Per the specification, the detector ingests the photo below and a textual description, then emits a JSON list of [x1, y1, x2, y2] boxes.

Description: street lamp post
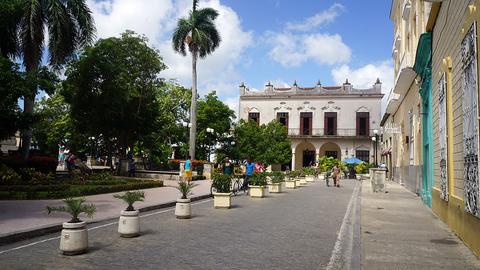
[[206, 128, 214, 162], [372, 129, 379, 166]]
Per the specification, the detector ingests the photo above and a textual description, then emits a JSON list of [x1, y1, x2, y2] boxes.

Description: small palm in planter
[[249, 173, 268, 198], [113, 191, 145, 237], [47, 197, 96, 255], [212, 173, 232, 208], [175, 180, 198, 219], [268, 172, 284, 193]]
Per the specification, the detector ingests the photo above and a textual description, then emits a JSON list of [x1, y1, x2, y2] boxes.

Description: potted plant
[[47, 197, 96, 255], [298, 170, 308, 186], [113, 191, 145, 237], [302, 167, 315, 182], [285, 170, 297, 189], [268, 172, 284, 193], [212, 173, 232, 208], [248, 173, 268, 198], [175, 180, 198, 219]]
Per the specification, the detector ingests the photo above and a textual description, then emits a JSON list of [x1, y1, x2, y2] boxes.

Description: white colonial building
[[238, 79, 383, 170]]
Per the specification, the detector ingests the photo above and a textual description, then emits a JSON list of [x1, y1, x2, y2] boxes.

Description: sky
[[82, 0, 393, 114]]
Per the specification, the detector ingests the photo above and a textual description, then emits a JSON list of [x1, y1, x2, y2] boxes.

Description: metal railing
[[288, 128, 375, 137]]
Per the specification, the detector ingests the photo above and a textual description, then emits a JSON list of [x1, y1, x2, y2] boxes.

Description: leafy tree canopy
[[63, 31, 167, 158]]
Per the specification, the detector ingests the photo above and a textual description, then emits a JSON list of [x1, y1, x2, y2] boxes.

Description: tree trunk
[[189, 49, 198, 159], [20, 68, 36, 162]]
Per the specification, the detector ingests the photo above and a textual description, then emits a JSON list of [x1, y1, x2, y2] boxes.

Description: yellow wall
[[431, 0, 480, 257]]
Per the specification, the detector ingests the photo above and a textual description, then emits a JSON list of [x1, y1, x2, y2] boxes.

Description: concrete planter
[[285, 180, 296, 189], [299, 177, 308, 186], [356, 175, 362, 180], [118, 210, 140, 237], [249, 185, 266, 198], [295, 179, 301, 187], [175, 198, 192, 219], [306, 176, 315, 182], [318, 174, 325, 181], [60, 221, 88, 255], [213, 192, 232, 208], [268, 182, 282, 193]]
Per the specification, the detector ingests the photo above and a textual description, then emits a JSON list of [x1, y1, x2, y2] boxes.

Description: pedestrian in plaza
[[184, 155, 193, 182], [243, 158, 255, 191], [332, 163, 341, 188], [221, 156, 233, 175]]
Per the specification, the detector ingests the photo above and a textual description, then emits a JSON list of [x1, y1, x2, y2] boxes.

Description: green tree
[[172, 0, 221, 159], [196, 92, 236, 160], [233, 120, 291, 166], [33, 91, 73, 155], [137, 80, 191, 165], [63, 31, 167, 165], [0, 57, 24, 140], [259, 121, 291, 166], [16, 0, 95, 161]]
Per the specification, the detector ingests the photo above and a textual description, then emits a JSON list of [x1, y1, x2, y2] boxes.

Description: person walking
[[243, 158, 255, 192], [332, 164, 341, 188], [184, 155, 192, 182], [221, 156, 233, 175]]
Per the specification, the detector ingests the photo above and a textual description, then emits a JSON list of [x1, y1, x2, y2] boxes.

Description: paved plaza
[[0, 181, 359, 270], [1, 179, 480, 269]]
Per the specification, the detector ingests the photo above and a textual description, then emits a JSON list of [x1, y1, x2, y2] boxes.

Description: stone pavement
[[361, 180, 480, 270], [0, 180, 359, 270], [0, 180, 211, 242]]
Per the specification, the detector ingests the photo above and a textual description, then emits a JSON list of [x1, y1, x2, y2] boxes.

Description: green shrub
[[175, 180, 198, 199], [287, 170, 300, 180], [270, 172, 285, 183], [89, 172, 114, 181], [249, 173, 267, 187], [47, 197, 96, 223], [0, 164, 22, 185], [212, 173, 232, 193], [302, 167, 315, 176], [192, 175, 206, 181]]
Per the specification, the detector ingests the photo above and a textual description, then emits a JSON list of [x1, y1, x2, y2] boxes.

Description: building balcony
[[288, 128, 375, 138]]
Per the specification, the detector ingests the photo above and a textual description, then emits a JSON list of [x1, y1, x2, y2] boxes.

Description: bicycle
[[210, 174, 247, 196]]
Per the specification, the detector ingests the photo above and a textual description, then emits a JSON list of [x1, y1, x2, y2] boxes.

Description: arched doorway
[[295, 142, 316, 169], [319, 142, 341, 159]]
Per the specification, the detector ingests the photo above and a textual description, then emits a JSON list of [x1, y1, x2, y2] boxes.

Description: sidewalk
[[0, 180, 211, 244], [361, 180, 480, 269]]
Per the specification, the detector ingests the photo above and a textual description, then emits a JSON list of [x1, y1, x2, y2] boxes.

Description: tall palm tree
[[172, 0, 221, 159], [18, 0, 95, 160], [0, 0, 23, 58]]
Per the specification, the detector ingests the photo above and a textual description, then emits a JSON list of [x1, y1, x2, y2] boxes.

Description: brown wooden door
[[324, 112, 337, 135], [356, 112, 369, 136], [300, 112, 312, 135]]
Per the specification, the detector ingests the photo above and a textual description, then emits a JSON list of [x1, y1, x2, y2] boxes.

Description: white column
[[315, 148, 320, 164], [291, 151, 296, 171]]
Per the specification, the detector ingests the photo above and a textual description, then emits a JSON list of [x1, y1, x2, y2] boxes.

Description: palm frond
[[175, 180, 198, 199], [46, 197, 96, 223], [47, 0, 76, 67], [113, 191, 145, 211], [20, 0, 45, 70], [0, 0, 23, 58], [172, 18, 191, 56], [65, 0, 96, 47]]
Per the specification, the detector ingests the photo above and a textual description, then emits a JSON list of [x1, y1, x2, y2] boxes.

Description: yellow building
[[382, 0, 431, 197], [430, 0, 480, 257]]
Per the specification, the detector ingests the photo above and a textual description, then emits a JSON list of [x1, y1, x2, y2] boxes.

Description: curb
[[0, 193, 212, 246]]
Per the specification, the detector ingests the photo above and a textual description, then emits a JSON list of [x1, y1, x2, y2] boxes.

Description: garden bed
[[0, 169, 163, 200]]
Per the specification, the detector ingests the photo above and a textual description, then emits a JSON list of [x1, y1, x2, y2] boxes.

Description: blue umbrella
[[343, 157, 364, 165]]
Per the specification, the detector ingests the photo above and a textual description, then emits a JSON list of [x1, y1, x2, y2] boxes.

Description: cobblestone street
[[0, 181, 359, 270]]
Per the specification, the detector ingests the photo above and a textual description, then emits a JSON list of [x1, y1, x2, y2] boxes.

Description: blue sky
[[38, 0, 394, 112]]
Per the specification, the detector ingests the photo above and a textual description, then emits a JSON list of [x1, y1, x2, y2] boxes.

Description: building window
[[356, 150, 369, 163], [325, 151, 338, 159], [300, 112, 312, 135], [438, 73, 448, 201], [324, 112, 337, 135], [356, 112, 369, 136], [461, 22, 480, 218], [277, 112, 288, 128], [248, 112, 260, 125]]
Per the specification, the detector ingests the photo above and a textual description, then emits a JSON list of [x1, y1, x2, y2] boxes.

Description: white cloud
[[331, 60, 393, 92], [87, 0, 252, 99], [331, 60, 394, 114], [266, 32, 351, 67], [286, 3, 345, 32]]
